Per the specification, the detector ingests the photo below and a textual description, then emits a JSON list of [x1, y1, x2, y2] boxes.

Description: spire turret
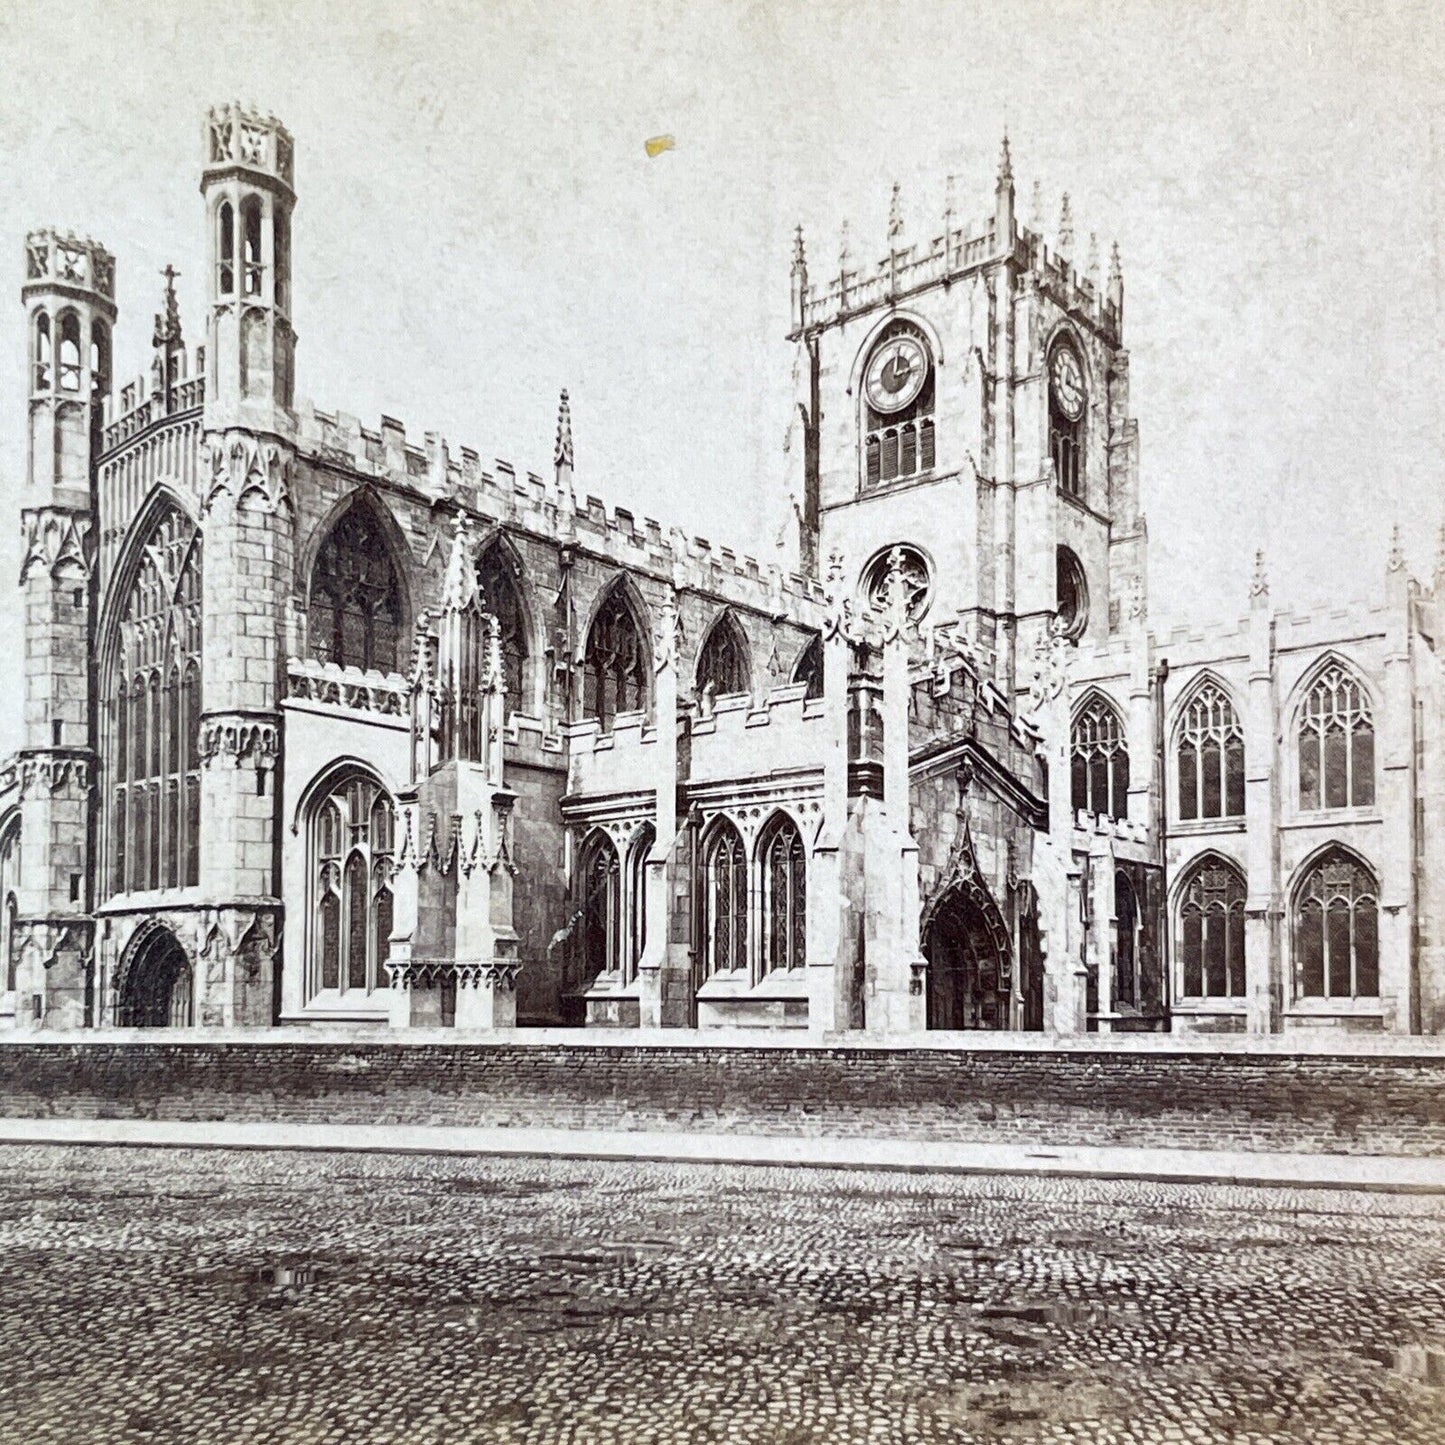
[[887, 183, 903, 243], [1107, 241, 1124, 313], [790, 225, 809, 328], [994, 136, 1015, 249], [1058, 193, 1074, 256]]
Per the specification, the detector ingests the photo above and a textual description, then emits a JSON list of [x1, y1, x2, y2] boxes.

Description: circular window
[[861, 545, 933, 623], [1056, 547, 1088, 639]]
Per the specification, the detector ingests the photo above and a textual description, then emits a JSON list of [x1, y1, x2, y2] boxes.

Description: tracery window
[[1178, 856, 1246, 998], [0, 821, 18, 993], [578, 832, 620, 984], [792, 634, 823, 701], [1298, 666, 1374, 811], [106, 505, 202, 896], [1056, 547, 1088, 640], [696, 612, 750, 699], [862, 321, 936, 487], [626, 824, 655, 982], [57, 311, 82, 394], [703, 821, 748, 977], [1294, 849, 1378, 999], [309, 773, 395, 999], [1048, 338, 1086, 497], [861, 545, 933, 622], [760, 815, 806, 973], [1178, 681, 1245, 821], [476, 545, 529, 709], [218, 201, 235, 296], [32, 312, 50, 391], [308, 503, 403, 674], [582, 588, 648, 730], [241, 196, 264, 297], [1071, 696, 1129, 820]]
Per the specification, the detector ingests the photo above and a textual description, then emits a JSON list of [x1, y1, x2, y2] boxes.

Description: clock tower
[[789, 140, 1145, 702]]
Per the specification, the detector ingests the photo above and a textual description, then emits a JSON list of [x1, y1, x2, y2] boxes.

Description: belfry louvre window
[[308, 505, 403, 674], [1293, 848, 1378, 999], [1298, 666, 1374, 811], [761, 815, 807, 972], [309, 774, 395, 998], [106, 505, 202, 896], [582, 590, 648, 730], [476, 547, 529, 709], [1071, 696, 1129, 821], [1178, 682, 1245, 821], [704, 822, 748, 976], [1178, 857, 1246, 998]]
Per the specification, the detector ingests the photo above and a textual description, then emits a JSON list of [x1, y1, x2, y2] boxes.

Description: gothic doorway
[[923, 882, 1013, 1030], [118, 926, 194, 1028]]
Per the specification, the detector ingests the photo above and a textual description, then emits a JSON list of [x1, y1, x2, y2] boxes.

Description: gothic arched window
[[1294, 848, 1378, 999], [57, 310, 82, 394], [696, 612, 750, 699], [1178, 681, 1245, 821], [1048, 337, 1086, 497], [1298, 665, 1374, 811], [0, 821, 18, 993], [1178, 856, 1246, 998], [583, 588, 648, 730], [1071, 695, 1129, 820], [862, 321, 935, 487], [307, 772, 395, 1000], [1056, 546, 1088, 640], [578, 831, 620, 985], [792, 634, 823, 701], [241, 196, 264, 297], [218, 201, 236, 296], [476, 544, 529, 710], [760, 815, 806, 973], [32, 312, 50, 392], [626, 824, 655, 982], [105, 504, 202, 896], [308, 502, 404, 674], [704, 821, 748, 977]]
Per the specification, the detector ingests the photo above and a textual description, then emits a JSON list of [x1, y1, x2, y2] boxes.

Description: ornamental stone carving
[[20, 509, 93, 584], [202, 431, 294, 516], [15, 752, 94, 799], [199, 717, 280, 768]]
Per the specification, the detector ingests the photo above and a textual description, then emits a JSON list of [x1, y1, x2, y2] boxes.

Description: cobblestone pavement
[[1, 1147, 1444, 1444]]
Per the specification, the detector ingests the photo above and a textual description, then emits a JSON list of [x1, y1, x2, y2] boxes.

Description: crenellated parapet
[[23, 230, 116, 310]]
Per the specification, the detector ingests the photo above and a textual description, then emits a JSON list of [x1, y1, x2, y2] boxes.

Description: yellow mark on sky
[[644, 135, 675, 158]]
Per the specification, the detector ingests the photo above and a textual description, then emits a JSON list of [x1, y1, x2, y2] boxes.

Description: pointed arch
[[695, 609, 751, 698], [116, 921, 193, 1028], [625, 821, 656, 982], [1171, 671, 1245, 822], [303, 489, 411, 674], [576, 827, 622, 986], [581, 574, 652, 729], [791, 633, 823, 700], [0, 815, 19, 994], [757, 810, 807, 974], [1070, 689, 1129, 821], [1174, 850, 1247, 999], [701, 815, 748, 978], [921, 863, 1012, 1031], [474, 529, 535, 713], [1289, 843, 1379, 999], [1288, 653, 1376, 812]]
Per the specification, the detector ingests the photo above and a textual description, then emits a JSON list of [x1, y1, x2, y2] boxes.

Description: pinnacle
[[792, 224, 806, 272], [1058, 193, 1074, 254], [888, 183, 903, 242], [554, 388, 574, 470], [998, 132, 1013, 183]]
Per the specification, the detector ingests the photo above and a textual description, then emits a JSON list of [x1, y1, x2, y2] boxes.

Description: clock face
[[864, 334, 929, 414], [1050, 346, 1086, 421]]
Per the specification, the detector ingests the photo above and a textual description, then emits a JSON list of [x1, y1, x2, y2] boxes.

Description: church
[[4, 104, 1443, 1039]]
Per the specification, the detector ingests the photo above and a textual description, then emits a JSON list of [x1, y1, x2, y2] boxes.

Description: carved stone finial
[[1029, 180, 1043, 230], [1086, 233, 1100, 287], [838, 219, 851, 270], [887, 183, 903, 242], [653, 589, 681, 674], [882, 545, 911, 642], [153, 264, 183, 349], [1387, 523, 1407, 574], [554, 389, 574, 471], [998, 133, 1013, 184], [1058, 193, 1074, 255], [1250, 549, 1269, 601], [440, 512, 479, 613], [791, 224, 806, 274]]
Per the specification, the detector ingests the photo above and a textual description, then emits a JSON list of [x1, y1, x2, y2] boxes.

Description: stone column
[[637, 593, 680, 1028], [1243, 553, 1279, 1034], [1379, 536, 1415, 1033], [1088, 826, 1116, 1031]]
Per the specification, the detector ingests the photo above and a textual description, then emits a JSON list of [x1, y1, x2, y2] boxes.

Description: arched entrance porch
[[118, 925, 194, 1028], [923, 881, 1013, 1030]]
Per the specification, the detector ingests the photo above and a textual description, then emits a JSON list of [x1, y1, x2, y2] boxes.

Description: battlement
[[294, 400, 827, 622], [101, 346, 207, 453], [23, 230, 116, 307], [203, 102, 294, 192]]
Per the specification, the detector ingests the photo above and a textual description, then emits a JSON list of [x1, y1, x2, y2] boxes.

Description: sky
[[0, 0, 1441, 750]]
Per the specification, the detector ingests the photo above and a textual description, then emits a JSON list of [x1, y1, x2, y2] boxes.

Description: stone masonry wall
[[3, 1038, 1444, 1156]]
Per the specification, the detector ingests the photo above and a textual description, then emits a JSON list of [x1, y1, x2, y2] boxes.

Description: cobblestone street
[[2, 1145, 1444, 1444]]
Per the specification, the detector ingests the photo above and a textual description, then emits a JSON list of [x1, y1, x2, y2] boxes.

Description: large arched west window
[[759, 814, 806, 973], [476, 542, 530, 710], [1298, 664, 1374, 811], [582, 587, 648, 730], [577, 831, 620, 985], [308, 772, 395, 999], [1177, 680, 1245, 821], [1048, 336, 1086, 497], [0, 820, 18, 993], [1071, 695, 1129, 821], [1293, 848, 1378, 999], [1177, 855, 1246, 998], [696, 611, 750, 699], [106, 503, 202, 896], [702, 820, 748, 977], [308, 502, 404, 674]]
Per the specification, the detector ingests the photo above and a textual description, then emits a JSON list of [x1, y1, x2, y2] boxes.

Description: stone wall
[[4, 1034, 1445, 1156]]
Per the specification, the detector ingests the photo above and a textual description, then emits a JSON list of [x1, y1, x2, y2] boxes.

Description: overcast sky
[[0, 0, 1441, 749]]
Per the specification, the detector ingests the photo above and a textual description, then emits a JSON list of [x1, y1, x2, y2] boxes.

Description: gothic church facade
[[4, 106, 1443, 1038]]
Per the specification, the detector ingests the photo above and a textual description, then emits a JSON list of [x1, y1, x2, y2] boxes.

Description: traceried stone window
[[476, 545, 529, 710], [1178, 681, 1245, 821], [862, 321, 935, 487], [32, 312, 50, 392], [1177, 856, 1246, 998], [696, 612, 750, 699], [57, 311, 82, 393], [1298, 666, 1374, 811], [0, 820, 18, 993], [1071, 695, 1129, 821], [626, 824, 654, 983], [1056, 547, 1088, 640], [217, 201, 236, 296], [792, 634, 823, 701], [1048, 337, 1086, 497], [1294, 848, 1378, 1000], [760, 814, 806, 973], [861, 545, 932, 622], [106, 504, 202, 896], [578, 831, 620, 984], [582, 589, 648, 730], [703, 821, 747, 977], [309, 773, 395, 999], [309, 504, 403, 674]]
